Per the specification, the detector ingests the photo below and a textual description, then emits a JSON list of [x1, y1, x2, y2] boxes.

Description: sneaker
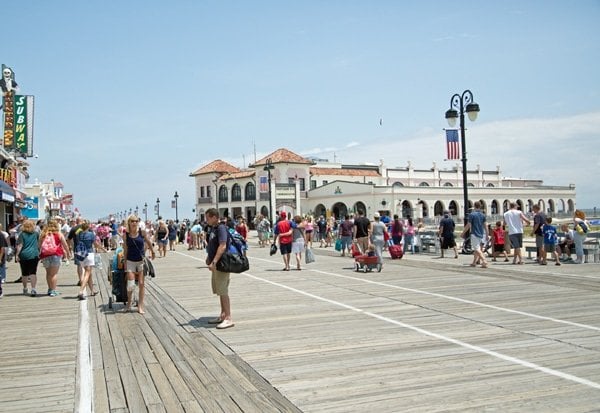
[[77, 294, 86, 301], [49, 290, 60, 297], [30, 289, 37, 297], [23, 288, 28, 295]]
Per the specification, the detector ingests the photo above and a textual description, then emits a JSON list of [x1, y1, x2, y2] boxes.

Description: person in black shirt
[[438, 210, 458, 258], [353, 210, 371, 254]]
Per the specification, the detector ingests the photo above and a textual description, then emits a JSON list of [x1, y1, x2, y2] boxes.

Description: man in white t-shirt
[[503, 202, 531, 265]]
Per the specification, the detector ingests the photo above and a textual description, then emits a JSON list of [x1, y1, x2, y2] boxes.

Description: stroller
[[108, 247, 137, 309], [352, 243, 382, 273], [461, 230, 473, 255]]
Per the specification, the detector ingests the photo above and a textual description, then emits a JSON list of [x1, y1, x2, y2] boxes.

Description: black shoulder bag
[[216, 231, 250, 273]]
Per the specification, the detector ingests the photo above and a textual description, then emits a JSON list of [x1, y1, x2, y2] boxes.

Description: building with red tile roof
[[190, 148, 576, 225]]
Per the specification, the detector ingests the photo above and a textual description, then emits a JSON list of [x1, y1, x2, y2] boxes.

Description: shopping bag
[[335, 238, 343, 252], [305, 247, 315, 264]]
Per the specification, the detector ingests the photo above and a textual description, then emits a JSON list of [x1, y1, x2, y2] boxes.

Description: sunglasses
[[130, 220, 139, 223]]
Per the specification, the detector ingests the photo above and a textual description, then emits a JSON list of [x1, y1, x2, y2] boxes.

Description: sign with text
[[22, 196, 39, 219], [2, 92, 15, 149], [275, 183, 295, 200], [14, 95, 34, 156]]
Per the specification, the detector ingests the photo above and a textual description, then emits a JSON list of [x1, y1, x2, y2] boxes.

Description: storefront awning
[[0, 180, 16, 202]]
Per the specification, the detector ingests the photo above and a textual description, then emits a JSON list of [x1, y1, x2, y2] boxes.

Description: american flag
[[259, 176, 268, 193], [445, 129, 460, 160]]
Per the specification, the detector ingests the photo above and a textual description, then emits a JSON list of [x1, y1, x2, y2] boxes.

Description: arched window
[[443, 182, 453, 187], [419, 182, 429, 187], [218, 185, 228, 202], [486, 183, 495, 187], [231, 184, 241, 201], [245, 182, 256, 201]]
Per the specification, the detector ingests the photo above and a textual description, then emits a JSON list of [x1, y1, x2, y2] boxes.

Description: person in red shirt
[[273, 211, 296, 271], [235, 217, 248, 243], [492, 221, 509, 262]]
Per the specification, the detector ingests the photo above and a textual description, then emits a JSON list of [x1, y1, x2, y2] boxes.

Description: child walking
[[542, 217, 561, 266]]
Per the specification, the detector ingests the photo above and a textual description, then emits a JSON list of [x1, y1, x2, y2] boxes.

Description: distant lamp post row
[[445, 90, 480, 222]]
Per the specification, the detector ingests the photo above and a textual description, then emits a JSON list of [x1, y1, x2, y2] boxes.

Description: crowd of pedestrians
[[0, 207, 593, 331]]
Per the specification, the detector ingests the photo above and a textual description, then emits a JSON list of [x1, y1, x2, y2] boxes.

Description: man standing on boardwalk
[[205, 208, 234, 329], [504, 202, 530, 264], [503, 202, 531, 265], [438, 210, 458, 259], [461, 201, 489, 268], [532, 204, 546, 264]]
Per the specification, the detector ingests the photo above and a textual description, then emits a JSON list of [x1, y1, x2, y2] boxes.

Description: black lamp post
[[174, 191, 179, 222], [135, 205, 139, 217], [213, 179, 219, 214], [445, 90, 480, 223], [263, 157, 275, 224], [156, 197, 160, 219], [143, 202, 148, 222]]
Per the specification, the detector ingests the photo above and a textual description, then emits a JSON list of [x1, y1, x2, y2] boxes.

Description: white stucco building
[[190, 148, 576, 225]]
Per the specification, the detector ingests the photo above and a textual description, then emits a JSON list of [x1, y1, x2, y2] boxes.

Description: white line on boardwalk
[[76, 300, 94, 413], [310, 268, 600, 332], [180, 250, 600, 332], [243, 272, 600, 390]]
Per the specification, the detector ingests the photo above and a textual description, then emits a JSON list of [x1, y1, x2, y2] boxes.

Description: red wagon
[[354, 254, 382, 273]]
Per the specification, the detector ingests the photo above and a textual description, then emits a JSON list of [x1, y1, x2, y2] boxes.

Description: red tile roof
[[219, 170, 256, 181], [252, 148, 314, 167], [190, 160, 241, 176], [309, 167, 381, 177]]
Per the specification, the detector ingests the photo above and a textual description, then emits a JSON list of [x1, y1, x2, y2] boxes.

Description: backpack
[[575, 221, 589, 234], [41, 233, 59, 256], [226, 227, 246, 253], [75, 232, 89, 261]]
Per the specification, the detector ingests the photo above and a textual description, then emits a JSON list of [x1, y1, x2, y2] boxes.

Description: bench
[[525, 243, 599, 263]]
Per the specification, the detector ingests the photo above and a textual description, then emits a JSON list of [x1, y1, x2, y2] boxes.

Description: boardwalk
[[0, 236, 599, 412]]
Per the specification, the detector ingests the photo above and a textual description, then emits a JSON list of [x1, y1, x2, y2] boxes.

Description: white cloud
[[306, 111, 600, 207]]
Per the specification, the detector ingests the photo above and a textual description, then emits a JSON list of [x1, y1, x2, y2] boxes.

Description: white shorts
[[470, 235, 484, 251], [82, 253, 95, 267]]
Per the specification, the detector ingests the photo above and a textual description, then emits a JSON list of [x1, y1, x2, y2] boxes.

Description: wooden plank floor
[[150, 242, 600, 412], [1, 237, 599, 412], [0, 252, 301, 413]]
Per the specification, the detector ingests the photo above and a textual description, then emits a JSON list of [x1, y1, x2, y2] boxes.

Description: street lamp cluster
[[111, 191, 180, 223], [445, 90, 480, 223]]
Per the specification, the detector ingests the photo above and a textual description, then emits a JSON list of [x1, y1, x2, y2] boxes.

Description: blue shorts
[[279, 243, 292, 255], [41, 255, 62, 268]]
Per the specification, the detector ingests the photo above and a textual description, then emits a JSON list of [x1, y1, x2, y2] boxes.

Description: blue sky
[[4, 1, 600, 220]]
